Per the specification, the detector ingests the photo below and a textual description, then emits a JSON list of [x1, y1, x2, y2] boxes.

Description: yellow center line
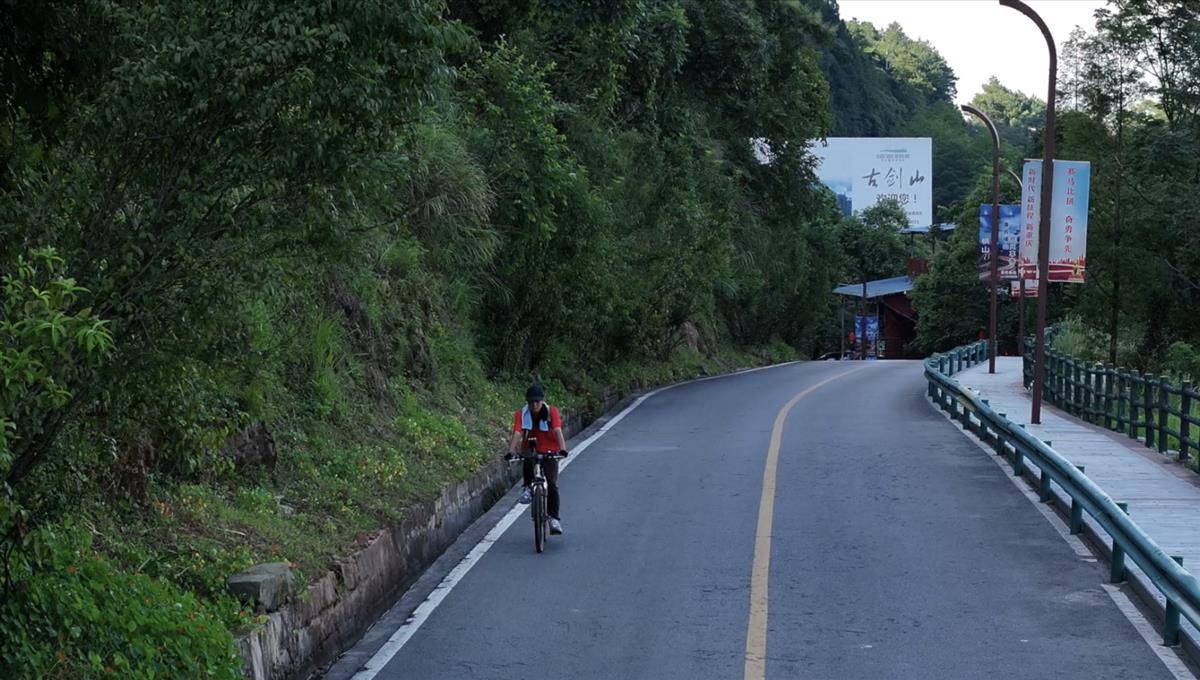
[[744, 365, 874, 680]]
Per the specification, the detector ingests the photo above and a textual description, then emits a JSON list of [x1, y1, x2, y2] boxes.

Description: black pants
[[523, 457, 560, 519]]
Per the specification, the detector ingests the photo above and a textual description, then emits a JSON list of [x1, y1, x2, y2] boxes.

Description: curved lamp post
[[962, 104, 1001, 374], [1000, 0, 1056, 425]]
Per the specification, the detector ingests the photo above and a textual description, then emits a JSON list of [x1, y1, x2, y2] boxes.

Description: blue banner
[[979, 204, 1021, 281], [854, 315, 879, 342]]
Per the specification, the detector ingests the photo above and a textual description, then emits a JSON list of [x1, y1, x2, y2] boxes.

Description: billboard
[[807, 137, 933, 228], [1019, 159, 1091, 283], [978, 204, 1021, 281]]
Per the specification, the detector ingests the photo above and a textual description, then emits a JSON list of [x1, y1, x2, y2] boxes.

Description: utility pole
[[1001, 0, 1056, 425]]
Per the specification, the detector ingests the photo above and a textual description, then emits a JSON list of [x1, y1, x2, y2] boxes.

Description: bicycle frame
[[510, 447, 564, 553]]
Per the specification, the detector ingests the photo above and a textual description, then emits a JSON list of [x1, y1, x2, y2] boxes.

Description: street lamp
[[961, 104, 1000, 374], [1000, 0, 1056, 425]]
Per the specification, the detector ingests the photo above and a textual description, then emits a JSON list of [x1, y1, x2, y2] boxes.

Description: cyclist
[[508, 384, 568, 535]]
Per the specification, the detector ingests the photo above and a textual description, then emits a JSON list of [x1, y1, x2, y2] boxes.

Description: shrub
[[0, 525, 241, 679], [1052, 316, 1144, 367], [1165, 342, 1200, 382]]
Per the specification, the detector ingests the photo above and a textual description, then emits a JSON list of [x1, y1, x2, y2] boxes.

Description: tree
[[1098, 0, 1200, 128], [970, 77, 1045, 148], [849, 21, 957, 105]]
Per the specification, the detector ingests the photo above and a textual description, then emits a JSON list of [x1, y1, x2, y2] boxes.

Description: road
[[327, 360, 1185, 680]]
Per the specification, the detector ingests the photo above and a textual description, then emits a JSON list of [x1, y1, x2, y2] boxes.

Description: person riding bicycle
[[507, 384, 568, 535]]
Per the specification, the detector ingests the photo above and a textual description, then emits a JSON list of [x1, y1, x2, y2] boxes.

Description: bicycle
[[506, 448, 566, 553]]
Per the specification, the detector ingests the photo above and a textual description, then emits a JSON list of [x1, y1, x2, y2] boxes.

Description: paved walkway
[[958, 357, 1200, 648]]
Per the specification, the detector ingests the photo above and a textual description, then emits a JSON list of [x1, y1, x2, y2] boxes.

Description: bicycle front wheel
[[532, 487, 546, 553]]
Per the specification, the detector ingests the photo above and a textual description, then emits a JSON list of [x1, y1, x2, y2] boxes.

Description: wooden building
[[832, 260, 925, 359]]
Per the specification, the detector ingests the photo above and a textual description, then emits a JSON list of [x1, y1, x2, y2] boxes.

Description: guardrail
[[1021, 341, 1200, 465], [927, 340, 1200, 646]]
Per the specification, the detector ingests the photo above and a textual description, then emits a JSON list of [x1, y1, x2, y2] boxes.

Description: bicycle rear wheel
[[533, 486, 546, 553]]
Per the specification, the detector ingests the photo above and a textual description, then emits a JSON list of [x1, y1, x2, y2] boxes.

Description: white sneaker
[[549, 518, 563, 535], [518, 488, 531, 504]]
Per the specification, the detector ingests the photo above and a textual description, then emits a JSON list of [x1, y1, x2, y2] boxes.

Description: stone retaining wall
[[236, 396, 617, 679]]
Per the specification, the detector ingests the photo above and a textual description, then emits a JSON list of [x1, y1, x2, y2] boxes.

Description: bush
[[0, 525, 241, 679], [1165, 342, 1200, 382], [1052, 316, 1143, 367]]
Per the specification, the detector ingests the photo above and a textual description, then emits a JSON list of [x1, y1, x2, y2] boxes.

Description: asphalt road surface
[[327, 361, 1185, 680]]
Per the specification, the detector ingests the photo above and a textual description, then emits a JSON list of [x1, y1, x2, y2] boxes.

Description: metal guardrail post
[[1111, 501, 1130, 583], [1070, 465, 1086, 534], [996, 413, 1008, 456], [1014, 425, 1026, 477], [1039, 441, 1053, 501], [1167, 556, 1185, 645], [980, 399, 991, 442]]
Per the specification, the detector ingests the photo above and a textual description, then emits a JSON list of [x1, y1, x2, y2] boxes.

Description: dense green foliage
[[17, 0, 1197, 671], [0, 0, 1039, 674]]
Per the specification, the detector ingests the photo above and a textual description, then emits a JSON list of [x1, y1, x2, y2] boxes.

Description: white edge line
[[350, 360, 800, 678], [927, 393, 1196, 680], [1101, 583, 1196, 680]]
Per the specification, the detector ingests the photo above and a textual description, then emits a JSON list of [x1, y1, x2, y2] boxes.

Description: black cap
[[525, 384, 545, 402]]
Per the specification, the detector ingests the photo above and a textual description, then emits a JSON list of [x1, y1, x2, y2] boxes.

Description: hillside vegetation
[[0, 1, 998, 676]]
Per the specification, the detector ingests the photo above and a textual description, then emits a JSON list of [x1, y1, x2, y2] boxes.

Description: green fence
[[1022, 340, 1200, 466]]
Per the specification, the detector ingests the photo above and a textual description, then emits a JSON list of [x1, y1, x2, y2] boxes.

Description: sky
[[838, 0, 1109, 105]]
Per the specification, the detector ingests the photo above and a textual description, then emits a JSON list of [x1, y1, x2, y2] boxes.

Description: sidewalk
[[956, 356, 1200, 664]]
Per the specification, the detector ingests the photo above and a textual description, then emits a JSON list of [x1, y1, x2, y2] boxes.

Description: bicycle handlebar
[[506, 453, 567, 462]]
